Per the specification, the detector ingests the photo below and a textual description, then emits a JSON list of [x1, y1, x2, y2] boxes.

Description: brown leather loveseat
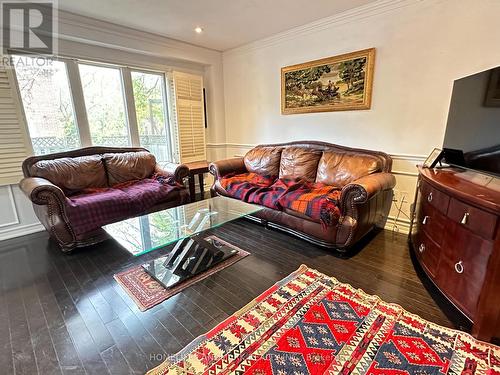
[[210, 141, 396, 250], [20, 147, 189, 252]]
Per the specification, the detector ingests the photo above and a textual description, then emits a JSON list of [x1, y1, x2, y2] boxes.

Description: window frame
[[129, 68, 173, 161], [78, 61, 132, 147], [11, 54, 174, 160], [11, 55, 83, 154]]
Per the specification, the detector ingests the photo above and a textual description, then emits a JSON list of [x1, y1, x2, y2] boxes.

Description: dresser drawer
[[438, 223, 493, 318], [447, 198, 498, 239], [419, 180, 450, 215], [414, 230, 441, 278], [418, 201, 447, 245]]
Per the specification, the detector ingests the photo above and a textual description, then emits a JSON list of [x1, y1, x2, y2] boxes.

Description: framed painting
[[281, 48, 375, 114]]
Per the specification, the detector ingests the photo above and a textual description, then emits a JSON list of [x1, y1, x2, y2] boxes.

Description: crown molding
[[53, 9, 222, 65], [56, 10, 217, 51], [224, 0, 426, 57]]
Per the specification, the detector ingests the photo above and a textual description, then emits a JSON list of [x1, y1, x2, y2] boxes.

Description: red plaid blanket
[[219, 173, 277, 201], [247, 177, 301, 209], [220, 173, 342, 226], [277, 181, 341, 227]]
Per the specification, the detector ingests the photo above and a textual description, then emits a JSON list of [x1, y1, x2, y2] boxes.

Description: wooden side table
[[185, 160, 209, 202]]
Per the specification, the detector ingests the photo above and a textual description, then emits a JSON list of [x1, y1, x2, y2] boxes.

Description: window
[[79, 64, 130, 147], [13, 56, 175, 162], [131, 71, 171, 162], [13, 56, 80, 155]]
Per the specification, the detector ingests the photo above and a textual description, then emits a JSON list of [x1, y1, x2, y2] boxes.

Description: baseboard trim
[[0, 223, 45, 242], [384, 215, 411, 235]]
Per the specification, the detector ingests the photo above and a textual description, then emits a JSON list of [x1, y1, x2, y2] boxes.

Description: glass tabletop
[[103, 196, 263, 256]]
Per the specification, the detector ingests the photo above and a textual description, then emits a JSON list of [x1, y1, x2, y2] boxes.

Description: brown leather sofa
[[20, 147, 189, 252], [210, 141, 396, 250]]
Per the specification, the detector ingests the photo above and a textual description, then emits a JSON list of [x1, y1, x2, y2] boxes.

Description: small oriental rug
[[114, 236, 249, 311], [147, 265, 500, 375]]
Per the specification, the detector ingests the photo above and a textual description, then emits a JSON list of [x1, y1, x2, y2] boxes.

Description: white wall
[[219, 0, 500, 233], [0, 10, 226, 241]]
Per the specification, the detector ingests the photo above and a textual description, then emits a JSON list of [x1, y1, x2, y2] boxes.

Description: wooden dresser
[[410, 166, 500, 341]]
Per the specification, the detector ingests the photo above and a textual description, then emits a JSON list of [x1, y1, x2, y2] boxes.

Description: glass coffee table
[[103, 196, 262, 289]]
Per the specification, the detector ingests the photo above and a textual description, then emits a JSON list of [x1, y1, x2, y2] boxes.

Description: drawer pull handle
[[419, 243, 425, 253], [460, 212, 469, 225], [427, 192, 433, 202], [422, 216, 429, 225], [455, 261, 464, 274]]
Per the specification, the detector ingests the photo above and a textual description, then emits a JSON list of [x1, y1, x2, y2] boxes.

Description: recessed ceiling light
[[194, 26, 203, 34]]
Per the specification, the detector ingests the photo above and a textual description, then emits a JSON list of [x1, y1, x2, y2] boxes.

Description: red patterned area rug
[[147, 265, 500, 375], [114, 237, 249, 311]]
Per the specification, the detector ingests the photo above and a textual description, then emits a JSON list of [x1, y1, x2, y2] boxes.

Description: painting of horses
[[281, 48, 375, 114]]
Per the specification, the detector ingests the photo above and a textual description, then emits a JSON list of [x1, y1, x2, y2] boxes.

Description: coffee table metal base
[[141, 235, 238, 289]]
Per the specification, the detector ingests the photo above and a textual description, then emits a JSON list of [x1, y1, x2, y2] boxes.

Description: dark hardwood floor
[[0, 220, 468, 375]]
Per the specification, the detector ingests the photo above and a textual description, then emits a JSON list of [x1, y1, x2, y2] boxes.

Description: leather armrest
[[209, 157, 246, 180], [19, 177, 67, 206], [341, 172, 396, 204], [155, 162, 189, 183]]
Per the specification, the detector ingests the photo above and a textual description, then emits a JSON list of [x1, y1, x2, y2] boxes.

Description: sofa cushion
[[66, 179, 180, 235], [278, 183, 342, 227], [316, 151, 383, 186], [279, 147, 322, 181], [118, 179, 178, 210], [219, 172, 276, 201], [220, 172, 341, 227], [29, 155, 107, 193], [66, 188, 134, 235], [103, 151, 156, 185], [244, 147, 282, 176]]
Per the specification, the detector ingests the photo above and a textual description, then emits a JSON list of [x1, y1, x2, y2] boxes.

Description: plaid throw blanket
[[278, 181, 341, 227], [248, 177, 300, 209], [220, 173, 342, 227], [66, 174, 183, 235], [219, 173, 276, 201]]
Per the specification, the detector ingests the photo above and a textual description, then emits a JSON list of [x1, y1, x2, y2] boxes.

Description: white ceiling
[[58, 0, 377, 51]]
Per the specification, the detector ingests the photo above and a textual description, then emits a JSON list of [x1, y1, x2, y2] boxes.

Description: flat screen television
[[442, 66, 500, 177]]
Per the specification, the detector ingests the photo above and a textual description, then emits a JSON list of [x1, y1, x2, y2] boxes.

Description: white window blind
[[0, 65, 33, 185], [172, 71, 206, 163]]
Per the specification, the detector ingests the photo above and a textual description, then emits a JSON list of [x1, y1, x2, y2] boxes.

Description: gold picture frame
[[281, 48, 375, 115]]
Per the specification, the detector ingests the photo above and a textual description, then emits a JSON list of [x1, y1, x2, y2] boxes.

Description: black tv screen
[[443, 66, 500, 177]]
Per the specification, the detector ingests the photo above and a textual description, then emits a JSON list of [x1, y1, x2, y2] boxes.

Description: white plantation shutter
[[0, 64, 33, 185], [172, 71, 206, 163], [165, 71, 180, 163]]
